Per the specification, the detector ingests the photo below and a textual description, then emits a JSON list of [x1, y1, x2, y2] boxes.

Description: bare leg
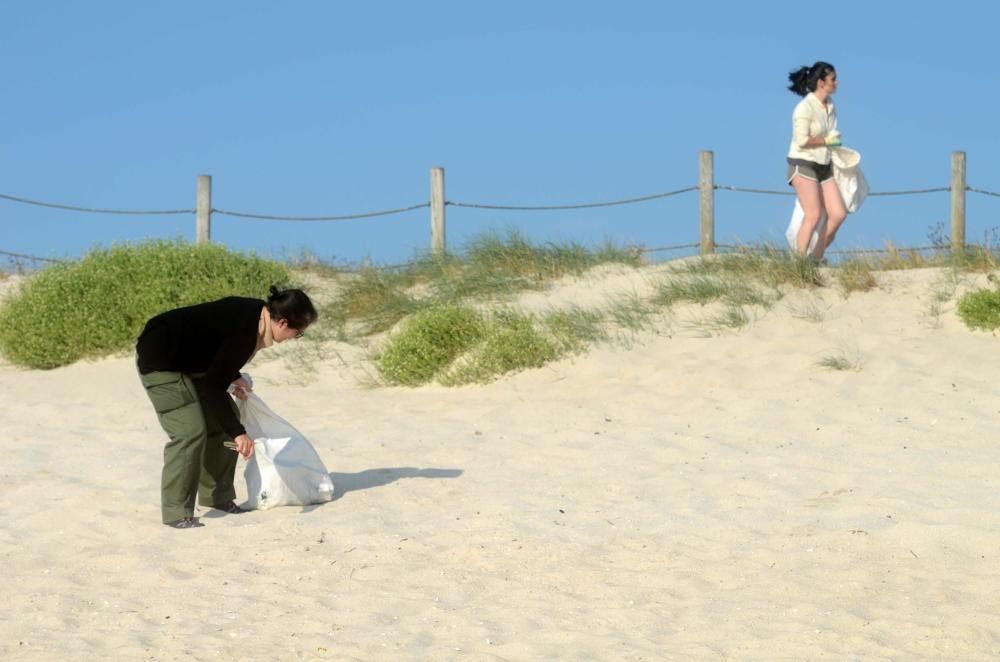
[[815, 178, 848, 259], [791, 175, 823, 255]]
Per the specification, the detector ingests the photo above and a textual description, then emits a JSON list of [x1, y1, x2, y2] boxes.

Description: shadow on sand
[[329, 467, 463, 502]]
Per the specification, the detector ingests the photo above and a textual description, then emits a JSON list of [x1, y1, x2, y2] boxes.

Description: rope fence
[[213, 202, 429, 222], [0, 192, 193, 215], [2, 150, 998, 267], [0, 249, 65, 264], [714, 185, 956, 197], [447, 186, 699, 211]]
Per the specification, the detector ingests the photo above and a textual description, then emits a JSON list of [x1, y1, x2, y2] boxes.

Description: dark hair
[[787, 61, 836, 97], [266, 286, 318, 330]]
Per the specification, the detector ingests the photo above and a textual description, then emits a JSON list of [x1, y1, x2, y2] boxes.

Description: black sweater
[[136, 297, 264, 438]]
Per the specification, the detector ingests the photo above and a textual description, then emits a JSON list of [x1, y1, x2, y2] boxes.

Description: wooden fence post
[[430, 167, 446, 257], [951, 151, 966, 256], [699, 151, 715, 254], [196, 174, 212, 244]]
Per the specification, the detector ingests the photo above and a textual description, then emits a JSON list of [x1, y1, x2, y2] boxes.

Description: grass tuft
[[834, 258, 878, 295], [817, 346, 863, 371], [956, 282, 1000, 331]]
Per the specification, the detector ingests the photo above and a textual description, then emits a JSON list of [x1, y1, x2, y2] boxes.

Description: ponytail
[[787, 66, 811, 96], [787, 61, 835, 97]]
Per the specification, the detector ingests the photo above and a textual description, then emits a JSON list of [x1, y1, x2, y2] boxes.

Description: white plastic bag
[[831, 147, 869, 213], [238, 391, 334, 510]]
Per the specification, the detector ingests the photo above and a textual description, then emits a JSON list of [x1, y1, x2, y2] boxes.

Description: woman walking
[[136, 286, 317, 529], [787, 61, 847, 260]]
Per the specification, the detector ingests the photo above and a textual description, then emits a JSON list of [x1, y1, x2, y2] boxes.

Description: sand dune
[[2, 266, 999, 660]]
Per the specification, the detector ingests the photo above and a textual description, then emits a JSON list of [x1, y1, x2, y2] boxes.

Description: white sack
[[238, 391, 334, 510], [831, 147, 869, 214]]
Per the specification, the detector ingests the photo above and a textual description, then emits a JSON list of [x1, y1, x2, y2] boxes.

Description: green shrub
[[0, 240, 288, 369], [957, 284, 1000, 331], [376, 304, 485, 386], [441, 311, 559, 385]]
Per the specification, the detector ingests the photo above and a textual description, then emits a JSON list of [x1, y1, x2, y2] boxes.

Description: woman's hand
[[231, 377, 253, 401], [234, 433, 255, 459]]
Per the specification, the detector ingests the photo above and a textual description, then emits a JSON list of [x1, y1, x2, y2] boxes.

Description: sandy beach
[[2, 265, 1000, 660]]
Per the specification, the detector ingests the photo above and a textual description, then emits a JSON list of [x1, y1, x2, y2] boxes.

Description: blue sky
[[3, 1, 999, 267]]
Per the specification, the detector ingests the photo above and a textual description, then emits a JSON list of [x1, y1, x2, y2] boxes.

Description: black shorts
[[787, 158, 834, 185]]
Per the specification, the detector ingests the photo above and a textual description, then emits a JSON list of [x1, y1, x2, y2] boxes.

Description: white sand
[[2, 266, 1000, 660]]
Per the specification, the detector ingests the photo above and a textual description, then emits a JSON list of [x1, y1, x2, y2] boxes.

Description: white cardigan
[[788, 93, 838, 165]]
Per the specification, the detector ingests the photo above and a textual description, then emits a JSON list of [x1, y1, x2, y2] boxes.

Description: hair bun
[[268, 285, 281, 300]]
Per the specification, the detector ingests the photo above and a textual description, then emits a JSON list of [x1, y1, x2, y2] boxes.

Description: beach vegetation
[[817, 347, 863, 371], [956, 281, 1000, 331], [543, 306, 608, 354], [676, 246, 824, 289], [322, 266, 422, 338], [607, 292, 659, 334], [0, 240, 287, 370], [785, 295, 828, 323], [375, 304, 486, 386], [817, 355, 853, 371], [377, 305, 573, 386], [327, 230, 642, 340], [833, 258, 878, 295], [440, 310, 559, 385]]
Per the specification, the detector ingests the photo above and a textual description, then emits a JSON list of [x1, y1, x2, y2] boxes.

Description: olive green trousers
[[138, 369, 239, 524]]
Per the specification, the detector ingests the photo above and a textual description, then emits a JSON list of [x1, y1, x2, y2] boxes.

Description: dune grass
[[322, 267, 422, 337], [785, 295, 829, 323], [0, 240, 288, 369], [678, 246, 824, 289], [329, 230, 643, 341], [8, 232, 998, 381], [653, 275, 775, 309], [543, 306, 608, 353], [833, 258, 878, 295], [370, 240, 1000, 385]]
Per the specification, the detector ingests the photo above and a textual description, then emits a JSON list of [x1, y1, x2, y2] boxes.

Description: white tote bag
[[238, 391, 335, 510]]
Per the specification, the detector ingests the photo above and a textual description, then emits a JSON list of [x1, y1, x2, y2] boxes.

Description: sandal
[[166, 517, 204, 529], [212, 501, 248, 515]]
